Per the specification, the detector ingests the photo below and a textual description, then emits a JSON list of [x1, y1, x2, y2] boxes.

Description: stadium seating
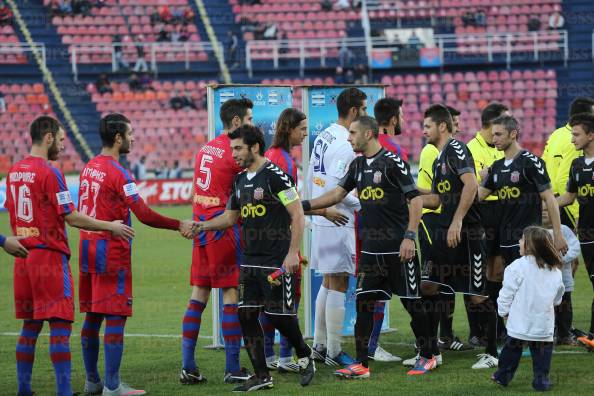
[[0, 25, 28, 64], [44, 0, 206, 64], [380, 69, 557, 158], [87, 79, 213, 169], [0, 83, 84, 174]]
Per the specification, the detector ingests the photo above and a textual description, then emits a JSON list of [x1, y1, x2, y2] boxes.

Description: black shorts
[[500, 243, 521, 266], [356, 252, 421, 301], [238, 266, 297, 315], [580, 241, 594, 289], [419, 212, 440, 265], [424, 225, 487, 296], [560, 207, 578, 230], [479, 201, 501, 256]]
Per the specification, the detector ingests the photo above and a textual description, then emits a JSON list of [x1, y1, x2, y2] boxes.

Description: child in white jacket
[[492, 226, 565, 391]]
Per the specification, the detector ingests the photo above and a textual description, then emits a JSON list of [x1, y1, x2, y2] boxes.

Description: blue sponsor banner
[[212, 85, 293, 147], [304, 86, 389, 336]]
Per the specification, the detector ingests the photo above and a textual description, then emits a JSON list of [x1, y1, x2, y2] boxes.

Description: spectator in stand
[[228, 31, 239, 69], [354, 63, 368, 84], [549, 11, 565, 30], [170, 91, 197, 111], [321, 0, 332, 11], [344, 68, 355, 84], [156, 25, 170, 42], [113, 34, 130, 71], [0, 90, 6, 113], [168, 160, 182, 179], [59, 0, 73, 15], [133, 35, 148, 72], [263, 23, 277, 40], [95, 73, 113, 94], [528, 17, 542, 32], [154, 161, 169, 179], [0, 1, 13, 26], [182, 6, 194, 24], [139, 73, 155, 91], [132, 156, 147, 181], [72, 0, 92, 16], [475, 9, 487, 27], [338, 41, 353, 68], [158, 5, 173, 24], [179, 24, 190, 42], [462, 11, 474, 27], [335, 66, 345, 84], [335, 0, 350, 10], [128, 72, 142, 92]]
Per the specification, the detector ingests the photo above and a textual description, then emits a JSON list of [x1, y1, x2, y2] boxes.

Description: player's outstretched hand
[[324, 207, 349, 226], [179, 219, 195, 239], [447, 220, 462, 248], [399, 239, 416, 262], [110, 220, 135, 239], [554, 233, 568, 256], [3, 236, 28, 258], [282, 253, 299, 274]]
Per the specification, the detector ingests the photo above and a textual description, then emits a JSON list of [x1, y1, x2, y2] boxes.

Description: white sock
[[326, 290, 346, 358], [313, 286, 329, 349], [279, 356, 293, 364]]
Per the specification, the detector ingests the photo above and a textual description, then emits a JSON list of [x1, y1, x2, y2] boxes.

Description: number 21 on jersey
[[79, 179, 101, 218]]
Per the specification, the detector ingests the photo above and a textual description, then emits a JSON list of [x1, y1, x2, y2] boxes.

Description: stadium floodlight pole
[[361, 0, 373, 82]]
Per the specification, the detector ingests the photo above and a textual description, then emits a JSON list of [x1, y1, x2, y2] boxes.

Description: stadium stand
[[0, 82, 84, 173], [0, 24, 28, 64]]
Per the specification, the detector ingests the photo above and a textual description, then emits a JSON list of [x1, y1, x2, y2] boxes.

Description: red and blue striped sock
[[49, 320, 73, 396], [104, 315, 126, 391], [16, 320, 43, 396], [81, 313, 104, 384], [222, 304, 242, 374], [259, 312, 276, 359], [181, 299, 205, 371], [368, 301, 386, 355]]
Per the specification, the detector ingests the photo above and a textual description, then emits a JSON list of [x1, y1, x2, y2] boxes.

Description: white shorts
[[310, 225, 356, 275]]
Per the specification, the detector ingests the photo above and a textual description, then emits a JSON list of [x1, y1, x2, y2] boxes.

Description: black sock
[[439, 293, 455, 340], [420, 295, 440, 356], [402, 298, 432, 359], [355, 297, 375, 367], [267, 313, 309, 358], [238, 307, 269, 378], [487, 281, 504, 338], [590, 299, 594, 335], [478, 299, 498, 357], [554, 292, 572, 339], [464, 294, 482, 338]]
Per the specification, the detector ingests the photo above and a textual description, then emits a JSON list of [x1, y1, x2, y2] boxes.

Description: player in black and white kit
[[302, 116, 430, 379], [195, 125, 315, 392], [558, 112, 594, 348], [418, 104, 499, 371], [479, 115, 567, 266]]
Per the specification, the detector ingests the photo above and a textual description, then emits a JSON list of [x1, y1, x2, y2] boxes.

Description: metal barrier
[[70, 41, 222, 80], [0, 43, 46, 67]]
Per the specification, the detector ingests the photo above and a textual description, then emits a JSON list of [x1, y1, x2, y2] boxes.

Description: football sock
[[480, 299, 498, 357], [279, 302, 299, 362], [81, 312, 104, 384], [464, 294, 482, 338], [268, 312, 310, 359], [368, 301, 386, 356], [313, 285, 328, 349], [259, 312, 276, 360], [355, 297, 375, 368], [104, 315, 126, 391], [181, 299, 205, 371], [16, 320, 43, 396], [239, 307, 269, 379], [49, 320, 73, 396], [222, 304, 242, 374], [326, 290, 346, 358], [439, 293, 455, 340]]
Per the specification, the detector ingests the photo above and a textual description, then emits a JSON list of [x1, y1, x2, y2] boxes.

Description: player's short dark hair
[[424, 104, 453, 133], [353, 115, 379, 138], [220, 98, 253, 129], [569, 97, 594, 118], [30, 116, 63, 144], [491, 115, 521, 139], [228, 124, 265, 156], [569, 112, 594, 134], [446, 105, 461, 117], [337, 87, 367, 118], [373, 97, 402, 126], [481, 102, 509, 129], [100, 113, 131, 148]]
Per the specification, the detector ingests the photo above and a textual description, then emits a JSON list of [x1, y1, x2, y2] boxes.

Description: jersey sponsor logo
[[497, 186, 521, 200], [123, 182, 138, 197], [373, 171, 382, 184], [359, 186, 384, 200], [193, 194, 221, 207], [241, 203, 266, 218], [56, 190, 73, 205], [578, 184, 594, 197], [313, 176, 326, 187], [510, 171, 520, 183], [16, 226, 40, 237], [254, 187, 264, 200], [436, 180, 451, 193]]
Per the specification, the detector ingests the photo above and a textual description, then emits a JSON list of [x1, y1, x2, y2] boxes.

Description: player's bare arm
[[557, 191, 577, 208], [478, 186, 493, 201], [448, 172, 478, 248], [64, 211, 135, 239], [541, 189, 568, 255], [283, 199, 305, 274], [400, 195, 423, 262], [303, 186, 349, 211], [421, 193, 441, 209], [195, 210, 240, 232]]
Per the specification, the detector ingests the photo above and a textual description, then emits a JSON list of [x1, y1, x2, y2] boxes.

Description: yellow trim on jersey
[[417, 144, 441, 214], [420, 219, 433, 245], [467, 131, 504, 201]]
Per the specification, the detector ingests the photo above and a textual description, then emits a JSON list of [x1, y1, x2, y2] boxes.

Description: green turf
[[1, 206, 593, 395]]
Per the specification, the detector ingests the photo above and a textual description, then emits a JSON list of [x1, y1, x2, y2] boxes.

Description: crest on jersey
[[373, 171, 382, 184], [511, 171, 520, 183], [494, 174, 498, 183], [254, 187, 264, 200], [441, 162, 446, 175]]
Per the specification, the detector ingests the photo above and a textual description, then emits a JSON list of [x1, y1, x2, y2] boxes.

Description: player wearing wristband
[[77, 114, 195, 396], [6, 116, 134, 396]]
